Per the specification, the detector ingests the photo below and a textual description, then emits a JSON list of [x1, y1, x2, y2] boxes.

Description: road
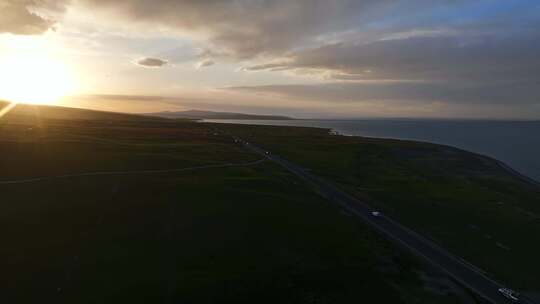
[[238, 138, 534, 304]]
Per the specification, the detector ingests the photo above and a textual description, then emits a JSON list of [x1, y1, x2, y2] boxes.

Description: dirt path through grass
[[0, 158, 266, 185]]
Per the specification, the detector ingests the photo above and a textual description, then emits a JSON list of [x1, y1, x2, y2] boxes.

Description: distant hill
[[0, 101, 168, 123], [146, 110, 293, 120]]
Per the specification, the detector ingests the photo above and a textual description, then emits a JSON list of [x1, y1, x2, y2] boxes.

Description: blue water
[[205, 119, 540, 182]]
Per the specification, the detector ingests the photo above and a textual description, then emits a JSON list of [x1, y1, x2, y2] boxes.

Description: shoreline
[[330, 127, 540, 187], [202, 119, 540, 187]]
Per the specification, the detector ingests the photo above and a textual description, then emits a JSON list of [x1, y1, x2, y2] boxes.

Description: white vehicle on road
[[371, 211, 381, 217], [498, 288, 520, 302]]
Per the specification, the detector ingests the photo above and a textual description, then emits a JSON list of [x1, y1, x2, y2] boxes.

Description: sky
[[0, 0, 539, 119]]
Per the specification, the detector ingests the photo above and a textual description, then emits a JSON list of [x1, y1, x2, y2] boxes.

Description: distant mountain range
[[146, 110, 293, 120]]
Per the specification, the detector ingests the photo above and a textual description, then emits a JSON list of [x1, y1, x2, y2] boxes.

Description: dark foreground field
[[218, 123, 540, 295], [0, 103, 472, 303]]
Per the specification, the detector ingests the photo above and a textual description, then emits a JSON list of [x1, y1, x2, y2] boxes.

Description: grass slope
[[0, 105, 468, 303], [217, 123, 540, 292]]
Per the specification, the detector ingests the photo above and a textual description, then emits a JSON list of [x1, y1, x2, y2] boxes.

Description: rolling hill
[[146, 109, 293, 120], [2, 101, 538, 302]]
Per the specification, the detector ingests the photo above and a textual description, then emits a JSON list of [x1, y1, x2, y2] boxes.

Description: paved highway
[[237, 138, 533, 304]]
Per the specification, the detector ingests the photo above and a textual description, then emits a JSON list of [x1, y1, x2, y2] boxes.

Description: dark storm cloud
[[136, 57, 168, 67]]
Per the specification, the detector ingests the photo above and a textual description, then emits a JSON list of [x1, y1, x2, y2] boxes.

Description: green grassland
[[217, 123, 540, 292], [0, 103, 471, 303]]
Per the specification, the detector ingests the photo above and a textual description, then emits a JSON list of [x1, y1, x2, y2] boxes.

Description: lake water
[[205, 119, 540, 182]]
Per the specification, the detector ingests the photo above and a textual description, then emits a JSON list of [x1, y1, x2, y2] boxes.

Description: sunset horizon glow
[[1, 1, 539, 119]]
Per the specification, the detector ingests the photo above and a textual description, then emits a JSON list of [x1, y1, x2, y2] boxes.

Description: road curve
[[238, 139, 534, 304]]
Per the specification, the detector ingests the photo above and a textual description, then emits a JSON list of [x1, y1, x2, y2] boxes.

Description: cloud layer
[[0, 0, 65, 34], [2, 0, 539, 118], [77, 0, 382, 59], [244, 34, 540, 84], [196, 59, 215, 69], [137, 57, 168, 68]]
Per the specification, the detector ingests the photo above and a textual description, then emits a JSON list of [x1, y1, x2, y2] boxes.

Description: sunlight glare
[[0, 39, 75, 105]]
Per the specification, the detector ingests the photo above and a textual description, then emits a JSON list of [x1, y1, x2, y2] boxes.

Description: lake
[[205, 119, 540, 182]]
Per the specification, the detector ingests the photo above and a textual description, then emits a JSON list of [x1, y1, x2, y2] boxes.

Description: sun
[[0, 52, 75, 105]]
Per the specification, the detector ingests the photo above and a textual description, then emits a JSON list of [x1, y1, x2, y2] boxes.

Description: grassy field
[[0, 103, 472, 303], [217, 123, 540, 292]]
